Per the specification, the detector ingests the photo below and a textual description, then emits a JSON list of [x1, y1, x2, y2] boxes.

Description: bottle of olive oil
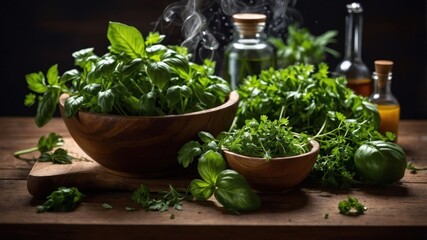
[[369, 60, 400, 140], [222, 13, 275, 89], [335, 3, 372, 97]]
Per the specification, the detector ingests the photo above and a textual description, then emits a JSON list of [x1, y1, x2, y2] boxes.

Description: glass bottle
[[335, 2, 372, 97], [222, 13, 275, 90], [369, 60, 400, 139]]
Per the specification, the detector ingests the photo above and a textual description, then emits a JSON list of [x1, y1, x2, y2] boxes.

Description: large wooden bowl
[[223, 140, 320, 192], [59, 91, 239, 178]]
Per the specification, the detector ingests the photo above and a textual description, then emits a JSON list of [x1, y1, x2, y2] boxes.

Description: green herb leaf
[[26, 71, 47, 94], [38, 132, 64, 153], [177, 141, 202, 168], [147, 62, 171, 90], [46, 64, 59, 85], [98, 89, 115, 113], [107, 21, 145, 58], [214, 169, 261, 212], [338, 196, 367, 216], [24, 93, 36, 107], [35, 88, 60, 127], [39, 148, 73, 164], [198, 150, 226, 185], [189, 179, 214, 201], [36, 187, 84, 213], [145, 32, 165, 46], [64, 95, 84, 118]]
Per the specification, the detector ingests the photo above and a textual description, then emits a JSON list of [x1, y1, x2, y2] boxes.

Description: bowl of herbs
[[25, 21, 238, 177], [221, 116, 320, 192]]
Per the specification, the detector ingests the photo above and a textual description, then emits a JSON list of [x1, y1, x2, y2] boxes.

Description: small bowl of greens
[[25, 22, 237, 177], [221, 116, 320, 192]]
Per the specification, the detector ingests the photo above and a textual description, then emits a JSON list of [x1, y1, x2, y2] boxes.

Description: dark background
[[1, 0, 426, 119]]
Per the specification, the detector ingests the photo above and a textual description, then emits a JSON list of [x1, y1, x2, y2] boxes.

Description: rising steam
[[158, 0, 298, 62]]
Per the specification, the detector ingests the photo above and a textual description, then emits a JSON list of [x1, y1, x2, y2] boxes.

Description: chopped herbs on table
[[406, 162, 427, 174], [338, 196, 367, 216], [36, 187, 84, 213], [131, 184, 185, 212]]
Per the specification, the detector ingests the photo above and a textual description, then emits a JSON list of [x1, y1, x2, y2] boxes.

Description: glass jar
[[369, 60, 400, 139], [222, 13, 275, 89], [335, 2, 372, 96]]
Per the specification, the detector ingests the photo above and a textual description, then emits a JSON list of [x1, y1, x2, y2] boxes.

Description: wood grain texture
[[1, 118, 427, 239], [58, 91, 239, 177]]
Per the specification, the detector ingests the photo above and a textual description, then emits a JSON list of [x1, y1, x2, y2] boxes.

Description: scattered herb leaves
[[102, 203, 113, 209], [131, 184, 185, 212], [338, 196, 367, 216], [36, 187, 84, 213], [14, 132, 64, 158], [38, 148, 73, 164], [406, 162, 427, 174]]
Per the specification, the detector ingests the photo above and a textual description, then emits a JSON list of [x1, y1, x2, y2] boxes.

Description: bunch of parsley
[[236, 63, 390, 188]]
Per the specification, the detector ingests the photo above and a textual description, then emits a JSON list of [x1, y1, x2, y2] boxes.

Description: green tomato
[[354, 141, 406, 184]]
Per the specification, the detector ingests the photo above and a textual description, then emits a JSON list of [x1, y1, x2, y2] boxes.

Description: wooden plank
[[0, 180, 426, 239]]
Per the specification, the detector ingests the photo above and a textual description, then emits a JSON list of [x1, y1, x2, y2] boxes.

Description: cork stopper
[[374, 60, 393, 89], [232, 13, 266, 24], [232, 13, 266, 36], [375, 60, 394, 75]]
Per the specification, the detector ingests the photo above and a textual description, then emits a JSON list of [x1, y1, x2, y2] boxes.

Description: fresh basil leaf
[[95, 55, 116, 77], [26, 71, 47, 94], [139, 89, 157, 115], [145, 32, 165, 46], [177, 141, 202, 168], [214, 169, 261, 212], [50, 148, 73, 164], [198, 150, 226, 185], [24, 93, 36, 107], [37, 187, 84, 213], [107, 21, 145, 58], [98, 89, 115, 113], [163, 55, 190, 78], [189, 179, 214, 200], [46, 64, 59, 85], [111, 82, 131, 97], [35, 88, 60, 127], [146, 44, 168, 60], [64, 95, 84, 118], [37, 132, 63, 153], [82, 83, 102, 95], [198, 131, 215, 143], [60, 69, 80, 84], [121, 58, 143, 78], [147, 62, 170, 90], [72, 48, 97, 68]]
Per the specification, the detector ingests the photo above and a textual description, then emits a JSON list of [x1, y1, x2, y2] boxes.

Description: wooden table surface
[[1, 117, 426, 240]]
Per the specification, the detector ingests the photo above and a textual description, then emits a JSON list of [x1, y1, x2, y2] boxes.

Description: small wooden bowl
[[59, 91, 239, 178], [223, 140, 320, 192]]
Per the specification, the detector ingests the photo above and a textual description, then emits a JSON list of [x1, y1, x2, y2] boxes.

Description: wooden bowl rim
[[222, 139, 320, 161], [59, 91, 239, 119]]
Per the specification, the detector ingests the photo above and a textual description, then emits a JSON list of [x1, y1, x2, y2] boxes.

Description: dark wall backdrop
[[1, 0, 426, 119]]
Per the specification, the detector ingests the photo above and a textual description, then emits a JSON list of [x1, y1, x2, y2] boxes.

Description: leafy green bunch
[[25, 21, 231, 127], [178, 132, 261, 213], [221, 115, 310, 160], [36, 187, 84, 213], [236, 63, 391, 188], [131, 185, 185, 212], [269, 24, 339, 68]]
